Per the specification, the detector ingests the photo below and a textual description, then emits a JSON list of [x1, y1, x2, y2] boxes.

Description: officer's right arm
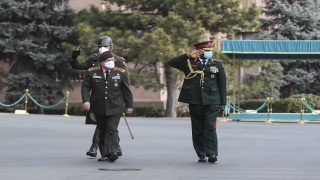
[[167, 54, 189, 71], [69, 57, 93, 70]]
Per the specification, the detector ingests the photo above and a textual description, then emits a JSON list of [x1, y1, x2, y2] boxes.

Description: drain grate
[[99, 168, 141, 171]]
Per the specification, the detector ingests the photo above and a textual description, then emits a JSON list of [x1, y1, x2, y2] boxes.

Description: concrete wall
[[68, 0, 101, 11]]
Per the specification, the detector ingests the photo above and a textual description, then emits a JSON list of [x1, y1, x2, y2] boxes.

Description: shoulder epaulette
[[214, 59, 222, 63], [92, 53, 98, 57], [88, 67, 99, 72], [115, 67, 125, 73], [118, 56, 125, 61], [112, 52, 126, 62]]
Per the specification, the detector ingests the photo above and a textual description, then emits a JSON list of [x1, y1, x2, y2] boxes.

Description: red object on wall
[[79, 73, 85, 80]]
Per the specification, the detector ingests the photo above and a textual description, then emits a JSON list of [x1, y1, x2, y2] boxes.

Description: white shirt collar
[[199, 57, 208, 64]]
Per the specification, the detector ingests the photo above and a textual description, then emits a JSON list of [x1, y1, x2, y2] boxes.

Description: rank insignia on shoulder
[[88, 67, 99, 71], [115, 67, 125, 73]]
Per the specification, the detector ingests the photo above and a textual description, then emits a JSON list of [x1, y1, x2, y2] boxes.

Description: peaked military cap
[[99, 51, 113, 62], [193, 41, 213, 50]]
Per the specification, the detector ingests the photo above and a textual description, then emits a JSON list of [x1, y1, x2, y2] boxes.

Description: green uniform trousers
[[95, 114, 121, 157], [189, 104, 219, 157]]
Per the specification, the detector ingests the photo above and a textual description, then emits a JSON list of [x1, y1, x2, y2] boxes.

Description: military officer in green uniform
[[168, 41, 226, 163], [81, 51, 133, 162], [69, 36, 127, 157]]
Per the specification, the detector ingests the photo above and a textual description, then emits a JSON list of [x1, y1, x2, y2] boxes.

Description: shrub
[[128, 106, 165, 117], [236, 94, 320, 113]]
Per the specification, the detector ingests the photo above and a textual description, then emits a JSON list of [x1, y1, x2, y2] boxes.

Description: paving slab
[[0, 113, 319, 180]]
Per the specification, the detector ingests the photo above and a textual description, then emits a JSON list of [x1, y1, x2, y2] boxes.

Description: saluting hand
[[189, 49, 205, 58], [126, 108, 133, 114], [83, 102, 90, 111]]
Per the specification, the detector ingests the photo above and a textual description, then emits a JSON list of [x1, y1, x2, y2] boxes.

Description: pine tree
[[259, 60, 284, 99], [73, 0, 260, 117], [0, 0, 75, 112], [259, 0, 320, 97]]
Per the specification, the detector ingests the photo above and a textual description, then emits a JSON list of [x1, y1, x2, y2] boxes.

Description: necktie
[[202, 60, 206, 66], [105, 70, 109, 79]]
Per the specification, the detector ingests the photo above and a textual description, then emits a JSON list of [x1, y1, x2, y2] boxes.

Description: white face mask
[[203, 51, 213, 59], [104, 61, 115, 69], [99, 47, 109, 54]]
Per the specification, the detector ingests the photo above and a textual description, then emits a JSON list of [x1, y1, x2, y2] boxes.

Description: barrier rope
[[0, 94, 26, 107], [256, 102, 267, 111], [27, 94, 66, 109], [225, 102, 267, 114], [228, 102, 245, 113], [303, 102, 320, 114]]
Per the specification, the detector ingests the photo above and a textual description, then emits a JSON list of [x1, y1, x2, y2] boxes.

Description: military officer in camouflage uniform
[[81, 51, 133, 162], [168, 41, 226, 163], [69, 36, 127, 157]]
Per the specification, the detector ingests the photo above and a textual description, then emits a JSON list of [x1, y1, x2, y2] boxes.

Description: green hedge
[[0, 106, 87, 116], [0, 106, 165, 117], [127, 106, 165, 117], [238, 94, 320, 113]]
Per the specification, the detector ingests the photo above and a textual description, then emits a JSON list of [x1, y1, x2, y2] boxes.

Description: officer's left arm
[[121, 71, 133, 109], [81, 70, 92, 103], [217, 63, 227, 105]]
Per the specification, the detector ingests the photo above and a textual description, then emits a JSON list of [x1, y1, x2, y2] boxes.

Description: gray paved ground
[[0, 113, 319, 180]]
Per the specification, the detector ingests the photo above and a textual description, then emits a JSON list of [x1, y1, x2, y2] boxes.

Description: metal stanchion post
[[63, 92, 70, 117], [270, 97, 273, 113], [299, 98, 305, 124], [266, 97, 273, 123], [24, 89, 29, 114], [227, 96, 231, 121]]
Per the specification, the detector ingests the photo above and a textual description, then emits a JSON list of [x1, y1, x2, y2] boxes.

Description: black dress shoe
[[86, 142, 98, 157], [208, 155, 217, 163], [198, 156, 207, 162], [107, 152, 118, 162], [98, 157, 108, 161], [117, 147, 122, 156]]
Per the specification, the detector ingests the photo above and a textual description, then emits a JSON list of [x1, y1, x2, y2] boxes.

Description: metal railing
[[0, 89, 70, 116]]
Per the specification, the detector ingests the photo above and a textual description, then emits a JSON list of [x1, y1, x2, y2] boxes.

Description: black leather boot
[[117, 145, 122, 156], [86, 142, 99, 157]]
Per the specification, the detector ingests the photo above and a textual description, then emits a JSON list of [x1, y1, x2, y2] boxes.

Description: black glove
[[71, 49, 81, 59]]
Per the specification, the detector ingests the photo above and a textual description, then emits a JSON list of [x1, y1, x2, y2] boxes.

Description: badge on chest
[[112, 73, 120, 87], [210, 66, 219, 73], [93, 73, 102, 79]]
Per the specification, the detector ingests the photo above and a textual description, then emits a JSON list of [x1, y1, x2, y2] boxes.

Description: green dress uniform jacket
[[69, 52, 128, 124], [81, 66, 133, 117], [168, 54, 227, 105]]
